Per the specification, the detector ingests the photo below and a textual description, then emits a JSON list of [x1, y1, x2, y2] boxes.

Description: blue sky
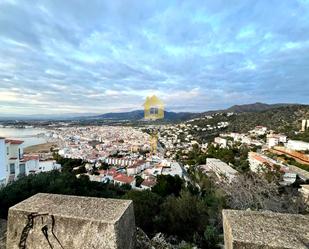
[[0, 0, 309, 115]]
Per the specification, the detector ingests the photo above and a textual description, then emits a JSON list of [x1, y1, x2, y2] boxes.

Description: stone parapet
[[223, 209, 309, 249], [6, 193, 136, 249]]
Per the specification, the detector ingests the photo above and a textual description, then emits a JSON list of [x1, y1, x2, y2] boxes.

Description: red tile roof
[[114, 174, 134, 184], [98, 168, 118, 176], [141, 178, 156, 187], [20, 155, 39, 162], [5, 139, 24, 145]]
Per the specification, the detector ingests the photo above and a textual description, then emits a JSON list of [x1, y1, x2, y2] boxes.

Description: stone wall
[[6, 193, 136, 249], [0, 219, 7, 249], [223, 209, 309, 249]]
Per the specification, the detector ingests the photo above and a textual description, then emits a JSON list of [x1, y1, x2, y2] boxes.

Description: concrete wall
[[6, 193, 136, 249], [223, 209, 309, 249]]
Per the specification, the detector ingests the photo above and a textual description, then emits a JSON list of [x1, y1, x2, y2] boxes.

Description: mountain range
[[0, 102, 304, 121]]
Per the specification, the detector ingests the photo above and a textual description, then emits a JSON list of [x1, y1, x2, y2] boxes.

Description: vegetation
[[291, 131, 309, 143], [123, 190, 162, 235], [0, 171, 127, 219], [219, 171, 308, 214], [52, 152, 84, 172], [135, 175, 144, 187], [123, 171, 225, 248], [0, 157, 225, 248], [189, 105, 309, 135], [152, 175, 183, 197], [178, 143, 250, 173], [1, 151, 307, 248]]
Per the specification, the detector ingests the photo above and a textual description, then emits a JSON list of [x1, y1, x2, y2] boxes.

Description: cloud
[[0, 0, 309, 115]]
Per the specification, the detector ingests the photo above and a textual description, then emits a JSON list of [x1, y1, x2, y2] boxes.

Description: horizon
[[0, 101, 308, 118], [1, 1, 309, 115]]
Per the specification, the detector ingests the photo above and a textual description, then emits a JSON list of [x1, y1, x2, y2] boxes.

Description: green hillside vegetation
[[291, 131, 309, 143], [190, 105, 309, 135], [0, 157, 226, 248], [226, 105, 309, 134]]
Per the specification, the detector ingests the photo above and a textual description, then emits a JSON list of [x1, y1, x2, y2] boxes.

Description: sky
[[0, 0, 309, 115]]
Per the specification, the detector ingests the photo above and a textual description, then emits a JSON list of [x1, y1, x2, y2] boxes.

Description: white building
[[214, 137, 227, 148], [250, 126, 268, 136], [39, 160, 61, 172], [0, 137, 61, 186], [286, 140, 309, 151], [161, 162, 184, 177], [2, 138, 25, 184], [266, 134, 287, 148], [0, 137, 6, 186], [204, 158, 237, 182]]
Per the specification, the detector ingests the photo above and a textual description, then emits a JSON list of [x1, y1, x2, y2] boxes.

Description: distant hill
[[87, 110, 196, 121], [225, 102, 294, 113], [0, 102, 306, 122], [79, 102, 303, 122]]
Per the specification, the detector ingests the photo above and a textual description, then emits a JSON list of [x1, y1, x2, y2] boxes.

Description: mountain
[[225, 102, 295, 113], [0, 102, 305, 122], [87, 110, 196, 121]]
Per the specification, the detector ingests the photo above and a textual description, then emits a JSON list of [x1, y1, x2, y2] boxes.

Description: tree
[[135, 175, 144, 188], [219, 172, 308, 214], [152, 175, 183, 197], [123, 190, 162, 235], [156, 191, 208, 240], [99, 162, 110, 170], [155, 191, 222, 248], [0, 170, 128, 219]]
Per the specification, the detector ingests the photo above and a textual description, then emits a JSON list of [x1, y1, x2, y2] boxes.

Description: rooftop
[[20, 155, 39, 162], [5, 139, 24, 145], [114, 174, 135, 184], [206, 158, 238, 174]]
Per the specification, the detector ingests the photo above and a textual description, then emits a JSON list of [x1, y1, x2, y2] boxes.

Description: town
[[1, 115, 309, 201]]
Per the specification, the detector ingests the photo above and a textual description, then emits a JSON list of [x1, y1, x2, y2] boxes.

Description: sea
[[0, 127, 47, 148]]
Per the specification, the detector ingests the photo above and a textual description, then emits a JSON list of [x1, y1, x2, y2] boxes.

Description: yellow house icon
[[143, 95, 164, 120]]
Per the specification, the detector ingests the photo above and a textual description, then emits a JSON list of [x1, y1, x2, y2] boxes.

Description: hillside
[[189, 105, 309, 135], [85, 103, 300, 122], [225, 102, 294, 113], [226, 105, 309, 133]]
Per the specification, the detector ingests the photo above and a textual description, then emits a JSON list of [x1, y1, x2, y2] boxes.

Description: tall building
[[301, 120, 306, 132], [301, 119, 309, 132]]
